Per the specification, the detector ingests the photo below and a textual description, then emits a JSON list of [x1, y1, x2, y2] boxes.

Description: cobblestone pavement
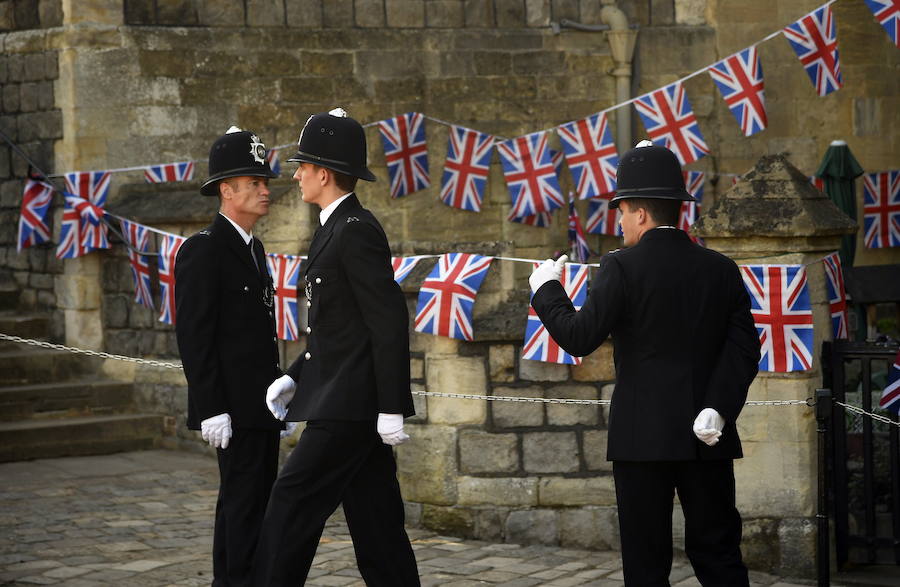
[[0, 450, 815, 587]]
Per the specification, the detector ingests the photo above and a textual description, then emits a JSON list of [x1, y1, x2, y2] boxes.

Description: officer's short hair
[[332, 170, 358, 193], [624, 198, 681, 227]]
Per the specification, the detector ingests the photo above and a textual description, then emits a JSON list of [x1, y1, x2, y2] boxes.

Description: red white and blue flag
[[634, 82, 709, 166], [377, 112, 430, 199], [143, 161, 195, 183], [157, 233, 185, 325], [507, 148, 564, 227], [267, 148, 281, 175], [568, 194, 592, 263], [708, 46, 768, 136], [266, 253, 302, 341], [863, 0, 900, 50], [823, 252, 848, 340], [56, 171, 111, 259], [679, 171, 705, 241], [17, 178, 54, 253], [392, 256, 426, 284], [119, 218, 155, 310], [523, 262, 589, 365], [557, 112, 619, 200], [498, 131, 565, 219], [585, 192, 622, 236], [879, 349, 900, 417], [862, 170, 900, 248], [740, 264, 814, 372], [440, 125, 494, 212], [783, 5, 842, 97], [810, 175, 825, 192], [414, 253, 493, 341]]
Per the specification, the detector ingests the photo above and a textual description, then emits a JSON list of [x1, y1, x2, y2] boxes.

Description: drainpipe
[[600, 0, 637, 153], [551, 2, 637, 154]]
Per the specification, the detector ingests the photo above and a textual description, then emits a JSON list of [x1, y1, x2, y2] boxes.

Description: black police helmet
[[200, 127, 279, 196], [609, 141, 695, 209], [287, 108, 376, 182]]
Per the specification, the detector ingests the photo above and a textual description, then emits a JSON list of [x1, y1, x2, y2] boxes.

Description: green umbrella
[[815, 140, 864, 267]]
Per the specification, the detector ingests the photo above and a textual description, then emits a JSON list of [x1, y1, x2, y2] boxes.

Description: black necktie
[[249, 239, 259, 273]]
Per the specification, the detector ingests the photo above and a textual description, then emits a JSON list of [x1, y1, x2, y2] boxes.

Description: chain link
[[833, 400, 900, 429], [0, 333, 832, 408]]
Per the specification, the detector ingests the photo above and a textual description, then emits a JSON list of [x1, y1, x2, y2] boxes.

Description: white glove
[[693, 407, 725, 446], [528, 254, 568, 293], [280, 421, 298, 439], [266, 374, 296, 421], [200, 413, 232, 450], [376, 413, 410, 446]]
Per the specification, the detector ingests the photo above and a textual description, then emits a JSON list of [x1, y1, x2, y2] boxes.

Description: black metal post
[[816, 388, 832, 587]]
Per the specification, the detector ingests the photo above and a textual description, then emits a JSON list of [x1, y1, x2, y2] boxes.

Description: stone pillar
[[692, 154, 856, 578]]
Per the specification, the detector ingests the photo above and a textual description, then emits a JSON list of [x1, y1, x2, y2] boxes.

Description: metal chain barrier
[[833, 400, 900, 429], [0, 332, 843, 408]]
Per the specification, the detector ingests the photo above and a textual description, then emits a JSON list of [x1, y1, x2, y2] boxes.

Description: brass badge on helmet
[[249, 134, 266, 165]]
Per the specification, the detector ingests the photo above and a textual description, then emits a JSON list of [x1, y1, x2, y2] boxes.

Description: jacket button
[[315, 277, 322, 284], [306, 300, 311, 308], [243, 286, 249, 292], [304, 352, 311, 360], [306, 326, 311, 334]]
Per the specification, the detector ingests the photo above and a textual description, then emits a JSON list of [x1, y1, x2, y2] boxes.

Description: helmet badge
[[249, 134, 266, 165]]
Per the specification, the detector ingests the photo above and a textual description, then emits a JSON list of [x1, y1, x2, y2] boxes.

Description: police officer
[[254, 109, 419, 586], [174, 126, 282, 587], [528, 142, 760, 585]]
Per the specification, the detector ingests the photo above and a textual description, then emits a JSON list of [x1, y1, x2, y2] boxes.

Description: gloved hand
[[377, 413, 410, 446], [201, 413, 232, 450], [266, 374, 296, 421], [280, 421, 298, 439], [693, 407, 725, 446], [529, 254, 568, 293]]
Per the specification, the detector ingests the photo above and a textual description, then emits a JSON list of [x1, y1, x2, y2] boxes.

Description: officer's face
[[223, 176, 271, 219], [294, 163, 324, 207], [619, 201, 643, 247]]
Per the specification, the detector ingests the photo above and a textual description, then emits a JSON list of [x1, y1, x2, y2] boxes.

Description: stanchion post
[[815, 388, 832, 587]]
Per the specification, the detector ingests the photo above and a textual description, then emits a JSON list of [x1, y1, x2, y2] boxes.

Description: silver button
[[304, 352, 311, 360], [243, 286, 249, 292], [306, 300, 311, 308], [315, 277, 322, 284], [273, 337, 277, 342], [306, 327, 311, 334]]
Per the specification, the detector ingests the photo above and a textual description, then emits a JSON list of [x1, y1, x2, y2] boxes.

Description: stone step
[[0, 272, 17, 311], [0, 380, 134, 421], [0, 312, 51, 348], [0, 414, 164, 462], [0, 349, 106, 385]]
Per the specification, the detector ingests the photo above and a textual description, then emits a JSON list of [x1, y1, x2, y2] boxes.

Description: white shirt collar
[[319, 193, 353, 226], [219, 212, 252, 245]]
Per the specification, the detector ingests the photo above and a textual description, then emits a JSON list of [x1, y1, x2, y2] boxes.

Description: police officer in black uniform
[[529, 142, 760, 585], [174, 126, 282, 587], [254, 109, 419, 586]]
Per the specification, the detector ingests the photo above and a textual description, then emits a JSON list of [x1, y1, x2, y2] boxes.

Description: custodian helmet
[[200, 127, 279, 196], [286, 108, 376, 182], [609, 141, 696, 209]]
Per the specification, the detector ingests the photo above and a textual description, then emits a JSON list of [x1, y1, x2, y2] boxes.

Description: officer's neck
[[219, 209, 257, 240]]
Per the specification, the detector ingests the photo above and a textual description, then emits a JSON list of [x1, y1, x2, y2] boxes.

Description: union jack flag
[[879, 349, 900, 416], [414, 253, 493, 341], [708, 46, 768, 136], [440, 125, 494, 212], [507, 149, 564, 227], [783, 5, 842, 97], [862, 171, 900, 248], [523, 262, 589, 365], [266, 253, 302, 341], [740, 264, 814, 372], [585, 192, 622, 236], [498, 131, 565, 219], [377, 112, 430, 199], [143, 161, 195, 183], [56, 171, 111, 259], [810, 175, 825, 192], [823, 252, 848, 340], [392, 255, 426, 284], [267, 148, 281, 175], [864, 0, 900, 49], [157, 233, 185, 325], [557, 112, 618, 199], [119, 218, 154, 310], [568, 195, 592, 263], [17, 178, 55, 252], [678, 171, 705, 237], [634, 82, 710, 166]]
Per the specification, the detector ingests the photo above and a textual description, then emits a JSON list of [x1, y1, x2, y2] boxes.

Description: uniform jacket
[[175, 213, 283, 431], [532, 228, 760, 461], [285, 193, 414, 421]]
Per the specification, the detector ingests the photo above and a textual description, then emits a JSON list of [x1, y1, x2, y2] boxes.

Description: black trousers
[[254, 420, 420, 586], [613, 460, 749, 587], [212, 428, 280, 587]]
